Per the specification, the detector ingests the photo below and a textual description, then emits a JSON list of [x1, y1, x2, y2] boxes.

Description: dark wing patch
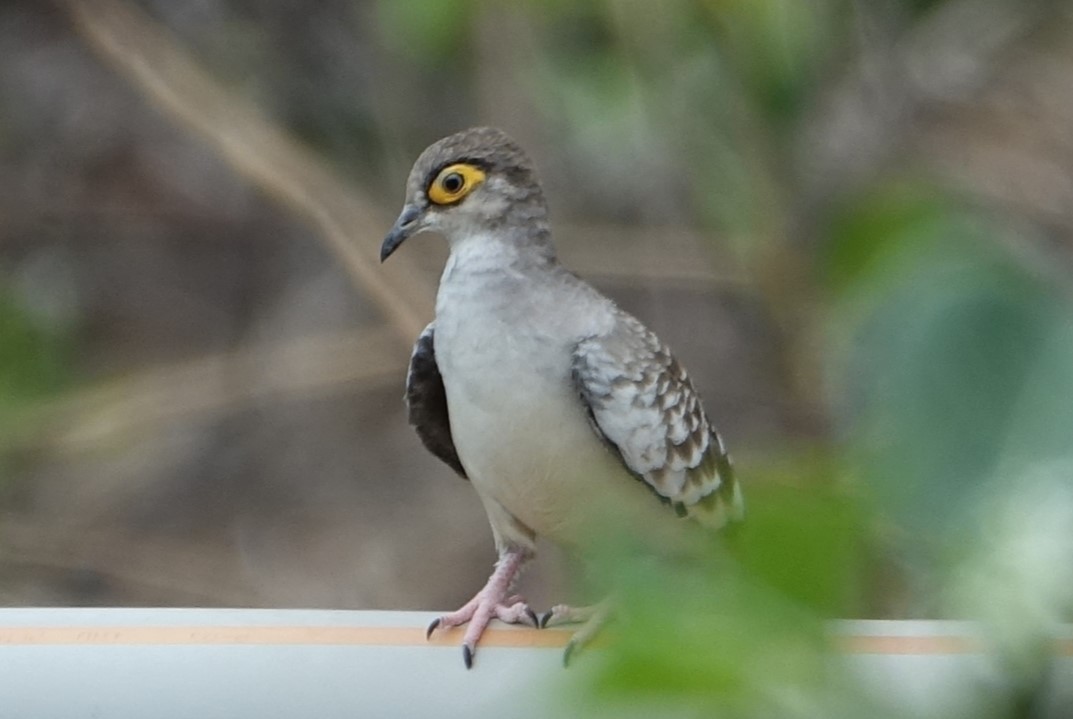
[[406, 323, 466, 479]]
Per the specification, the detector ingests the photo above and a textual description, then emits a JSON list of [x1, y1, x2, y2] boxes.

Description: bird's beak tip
[[380, 227, 409, 262], [380, 205, 422, 263]]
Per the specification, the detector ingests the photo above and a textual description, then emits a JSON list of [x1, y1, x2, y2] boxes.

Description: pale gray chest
[[429, 250, 657, 542], [433, 267, 572, 409]]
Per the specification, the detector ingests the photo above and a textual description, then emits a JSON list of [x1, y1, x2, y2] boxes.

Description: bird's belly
[[433, 275, 664, 546], [442, 363, 661, 546]]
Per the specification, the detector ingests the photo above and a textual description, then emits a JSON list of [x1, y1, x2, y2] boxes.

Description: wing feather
[[406, 323, 467, 479], [572, 313, 742, 528]]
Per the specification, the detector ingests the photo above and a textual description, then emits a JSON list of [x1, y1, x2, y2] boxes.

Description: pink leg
[[426, 548, 537, 668]]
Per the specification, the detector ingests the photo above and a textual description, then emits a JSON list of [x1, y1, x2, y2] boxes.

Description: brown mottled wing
[[406, 323, 466, 479], [571, 313, 742, 528]]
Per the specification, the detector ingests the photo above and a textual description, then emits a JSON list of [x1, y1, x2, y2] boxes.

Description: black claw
[[426, 617, 441, 640], [462, 644, 474, 670], [539, 610, 553, 629], [563, 641, 577, 668], [525, 607, 539, 628]]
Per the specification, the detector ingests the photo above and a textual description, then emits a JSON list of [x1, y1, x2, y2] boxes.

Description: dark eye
[[427, 164, 485, 205], [441, 172, 464, 194]]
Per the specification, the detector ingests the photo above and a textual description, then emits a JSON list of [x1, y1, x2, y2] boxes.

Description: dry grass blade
[[64, 0, 433, 343], [0, 517, 259, 606], [15, 329, 399, 457]]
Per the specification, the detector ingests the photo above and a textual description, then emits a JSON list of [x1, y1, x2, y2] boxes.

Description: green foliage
[[729, 480, 863, 617], [0, 286, 71, 476], [823, 185, 953, 297], [377, 0, 474, 63], [593, 560, 830, 710], [571, 181, 1073, 713], [0, 289, 69, 412], [571, 463, 869, 716], [701, 0, 847, 123], [823, 184, 1073, 704], [825, 189, 1069, 541]]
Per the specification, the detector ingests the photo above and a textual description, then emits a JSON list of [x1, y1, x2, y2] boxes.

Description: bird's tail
[[689, 428, 744, 530]]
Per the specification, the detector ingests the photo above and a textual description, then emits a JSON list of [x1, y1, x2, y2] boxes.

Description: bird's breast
[[431, 271, 659, 545]]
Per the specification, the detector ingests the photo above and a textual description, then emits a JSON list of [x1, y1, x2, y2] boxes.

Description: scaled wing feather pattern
[[572, 313, 742, 528]]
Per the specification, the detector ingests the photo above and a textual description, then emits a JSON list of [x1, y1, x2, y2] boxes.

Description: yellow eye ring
[[428, 163, 486, 205]]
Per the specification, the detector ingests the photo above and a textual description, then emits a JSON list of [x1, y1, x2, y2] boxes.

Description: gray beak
[[380, 204, 423, 262]]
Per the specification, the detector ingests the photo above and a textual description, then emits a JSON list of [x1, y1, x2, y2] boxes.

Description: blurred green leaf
[[730, 481, 864, 617], [826, 193, 1066, 543], [823, 185, 951, 297], [584, 547, 830, 712], [0, 286, 71, 486], [574, 454, 869, 716], [0, 288, 69, 412], [702, 0, 846, 122], [994, 315, 1073, 469], [377, 0, 473, 63]]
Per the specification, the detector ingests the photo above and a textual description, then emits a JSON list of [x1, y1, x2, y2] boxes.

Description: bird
[[380, 127, 743, 668]]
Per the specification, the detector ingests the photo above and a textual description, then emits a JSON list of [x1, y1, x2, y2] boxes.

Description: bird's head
[[380, 127, 550, 262]]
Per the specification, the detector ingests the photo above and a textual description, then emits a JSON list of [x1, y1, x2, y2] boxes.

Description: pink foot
[[426, 549, 537, 668]]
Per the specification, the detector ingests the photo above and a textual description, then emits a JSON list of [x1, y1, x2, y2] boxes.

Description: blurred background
[[1, 0, 1071, 715]]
